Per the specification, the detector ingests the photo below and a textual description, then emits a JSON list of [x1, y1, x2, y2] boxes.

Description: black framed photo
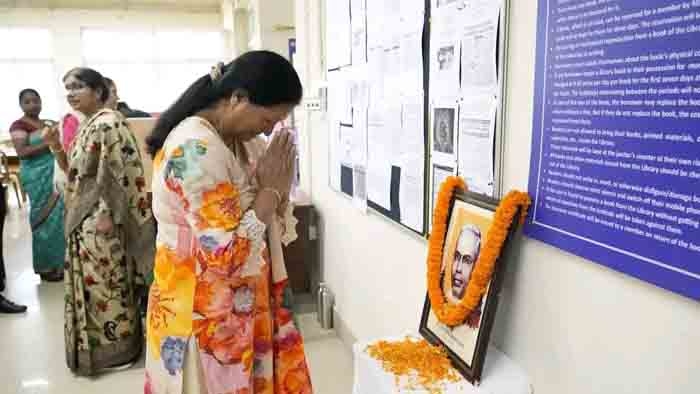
[[419, 190, 521, 384]]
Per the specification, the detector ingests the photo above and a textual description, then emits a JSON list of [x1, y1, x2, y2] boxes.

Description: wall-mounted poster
[[458, 96, 496, 196], [327, 0, 427, 234], [430, 40, 460, 99], [326, 0, 352, 70], [427, 0, 505, 204], [526, 0, 700, 300]]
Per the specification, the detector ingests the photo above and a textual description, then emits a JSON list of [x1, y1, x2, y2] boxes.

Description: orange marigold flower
[[427, 177, 531, 327], [367, 337, 459, 394]]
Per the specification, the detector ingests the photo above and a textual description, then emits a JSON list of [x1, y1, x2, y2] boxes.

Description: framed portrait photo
[[431, 104, 459, 166], [420, 190, 521, 384], [432, 106, 456, 155]]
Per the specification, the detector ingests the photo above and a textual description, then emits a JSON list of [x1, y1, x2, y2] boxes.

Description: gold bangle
[[49, 145, 63, 154]]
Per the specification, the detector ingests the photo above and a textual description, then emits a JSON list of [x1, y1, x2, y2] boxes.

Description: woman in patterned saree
[[43, 67, 156, 375], [143, 51, 312, 394], [9, 89, 65, 282]]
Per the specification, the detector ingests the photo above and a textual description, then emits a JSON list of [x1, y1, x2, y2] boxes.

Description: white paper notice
[[462, 0, 502, 25], [366, 0, 384, 50], [400, 0, 425, 30], [399, 30, 424, 96], [367, 105, 393, 209], [328, 69, 353, 125], [433, 0, 459, 11], [431, 0, 465, 42], [461, 19, 498, 93], [430, 34, 461, 99], [430, 164, 454, 231], [328, 124, 342, 191], [398, 96, 426, 232], [350, 79, 369, 166], [383, 41, 403, 100], [351, 0, 367, 65], [351, 80, 369, 211], [367, 46, 385, 104], [385, 103, 403, 164], [458, 96, 496, 196], [399, 169, 424, 232], [326, 0, 352, 70], [382, 0, 403, 43], [431, 103, 459, 165], [398, 97, 425, 170], [340, 124, 354, 166]]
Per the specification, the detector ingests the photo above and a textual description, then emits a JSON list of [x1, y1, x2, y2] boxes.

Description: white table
[[353, 336, 532, 394]]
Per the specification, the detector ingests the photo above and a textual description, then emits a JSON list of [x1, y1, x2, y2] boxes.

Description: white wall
[[298, 0, 700, 393], [0, 7, 222, 114], [247, 0, 295, 56]]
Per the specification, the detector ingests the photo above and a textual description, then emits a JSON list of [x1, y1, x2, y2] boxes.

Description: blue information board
[[527, 0, 700, 300]]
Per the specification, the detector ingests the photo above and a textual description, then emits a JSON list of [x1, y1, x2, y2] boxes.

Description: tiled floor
[[0, 204, 353, 394]]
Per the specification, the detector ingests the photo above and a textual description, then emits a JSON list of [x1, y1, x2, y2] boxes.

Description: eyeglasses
[[65, 83, 88, 92]]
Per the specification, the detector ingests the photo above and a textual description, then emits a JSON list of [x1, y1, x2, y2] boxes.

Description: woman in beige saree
[[45, 67, 156, 375]]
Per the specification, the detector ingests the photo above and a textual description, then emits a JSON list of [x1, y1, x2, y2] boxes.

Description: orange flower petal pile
[[366, 337, 460, 393], [428, 177, 531, 327]]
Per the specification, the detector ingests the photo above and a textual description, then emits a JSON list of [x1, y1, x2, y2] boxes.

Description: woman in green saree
[[9, 89, 65, 282]]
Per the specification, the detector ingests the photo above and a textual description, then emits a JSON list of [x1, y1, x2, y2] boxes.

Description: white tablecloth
[[353, 336, 532, 394]]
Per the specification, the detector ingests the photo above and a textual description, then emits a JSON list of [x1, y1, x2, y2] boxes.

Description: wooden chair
[[0, 151, 23, 207]]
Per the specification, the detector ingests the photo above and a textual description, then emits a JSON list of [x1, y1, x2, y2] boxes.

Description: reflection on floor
[[0, 204, 353, 394]]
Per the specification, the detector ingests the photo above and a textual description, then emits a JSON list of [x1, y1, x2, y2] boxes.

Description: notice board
[[526, 0, 700, 300], [326, 0, 428, 234], [326, 0, 510, 235], [427, 0, 509, 206]]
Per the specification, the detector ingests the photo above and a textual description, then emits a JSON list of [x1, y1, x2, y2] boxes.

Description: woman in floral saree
[[144, 51, 312, 394], [44, 67, 155, 375]]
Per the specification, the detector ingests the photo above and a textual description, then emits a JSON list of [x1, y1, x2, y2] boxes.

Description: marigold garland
[[366, 337, 460, 393], [427, 177, 531, 327]]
